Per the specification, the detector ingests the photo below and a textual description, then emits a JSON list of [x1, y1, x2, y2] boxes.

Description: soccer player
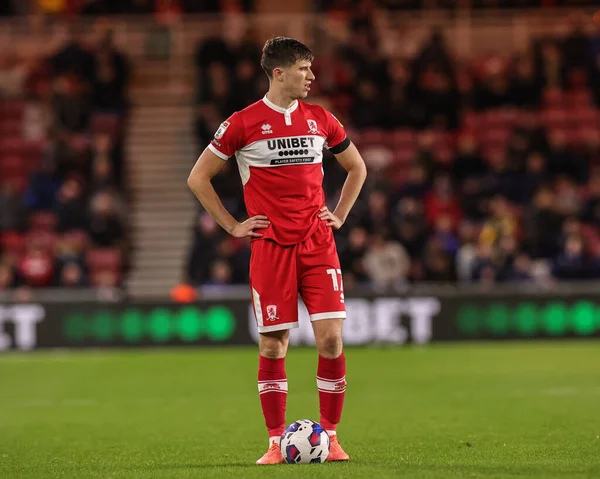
[[187, 37, 367, 464]]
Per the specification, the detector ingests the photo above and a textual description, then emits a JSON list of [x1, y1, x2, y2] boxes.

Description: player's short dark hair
[[260, 37, 314, 79]]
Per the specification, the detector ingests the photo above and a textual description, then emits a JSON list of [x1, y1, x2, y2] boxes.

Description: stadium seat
[[360, 129, 385, 145], [392, 129, 417, 149], [479, 128, 513, 148], [394, 148, 415, 164], [87, 248, 122, 272], [568, 89, 592, 107], [92, 114, 122, 137], [542, 88, 565, 108], [26, 230, 58, 254], [567, 108, 598, 126], [29, 211, 58, 232], [0, 137, 27, 154], [0, 155, 26, 176], [0, 232, 25, 256], [540, 109, 569, 128], [0, 101, 25, 121], [0, 120, 23, 137]]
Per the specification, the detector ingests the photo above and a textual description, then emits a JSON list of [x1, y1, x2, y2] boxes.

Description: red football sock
[[258, 355, 287, 440], [317, 352, 346, 433]]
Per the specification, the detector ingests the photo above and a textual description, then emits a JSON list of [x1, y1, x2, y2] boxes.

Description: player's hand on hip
[[230, 215, 270, 238], [318, 206, 343, 230]]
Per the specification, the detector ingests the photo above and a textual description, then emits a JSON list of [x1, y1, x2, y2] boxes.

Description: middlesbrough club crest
[[307, 119, 319, 134], [266, 305, 279, 321]]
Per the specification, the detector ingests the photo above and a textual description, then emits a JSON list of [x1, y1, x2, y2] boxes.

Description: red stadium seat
[[0, 101, 25, 121], [91, 114, 122, 137], [479, 128, 513, 147], [0, 137, 27, 154], [26, 230, 58, 254], [394, 148, 415, 164], [480, 110, 514, 130], [87, 248, 122, 271], [540, 109, 569, 128], [567, 89, 593, 107], [29, 211, 58, 232], [1, 232, 25, 256], [542, 88, 565, 108], [392, 129, 417, 149], [0, 120, 23, 138], [360, 128, 385, 145], [462, 111, 479, 131], [0, 155, 26, 175], [567, 107, 599, 126]]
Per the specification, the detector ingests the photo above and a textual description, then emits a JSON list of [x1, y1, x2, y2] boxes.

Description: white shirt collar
[[262, 95, 299, 115]]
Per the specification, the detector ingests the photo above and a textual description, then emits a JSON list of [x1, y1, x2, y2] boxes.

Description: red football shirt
[[207, 96, 349, 245]]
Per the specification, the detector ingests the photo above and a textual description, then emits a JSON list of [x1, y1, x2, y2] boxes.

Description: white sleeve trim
[[310, 311, 346, 321], [207, 143, 229, 160]]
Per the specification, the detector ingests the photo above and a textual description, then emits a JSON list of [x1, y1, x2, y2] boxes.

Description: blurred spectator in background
[[363, 233, 410, 291], [0, 183, 27, 232], [87, 191, 125, 248], [19, 240, 55, 288]]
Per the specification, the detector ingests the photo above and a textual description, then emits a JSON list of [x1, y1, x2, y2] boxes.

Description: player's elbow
[[353, 160, 368, 182], [187, 171, 204, 192], [186, 172, 196, 190]]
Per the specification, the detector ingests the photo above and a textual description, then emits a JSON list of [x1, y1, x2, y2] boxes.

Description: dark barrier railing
[[1, 293, 600, 351]]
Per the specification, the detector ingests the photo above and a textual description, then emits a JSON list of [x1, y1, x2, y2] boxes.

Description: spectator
[[24, 161, 62, 212], [0, 262, 20, 289], [92, 31, 130, 113], [363, 233, 410, 291], [456, 220, 479, 282], [87, 191, 125, 247], [49, 26, 95, 84], [338, 226, 369, 284], [58, 262, 87, 287], [55, 177, 88, 232], [186, 212, 221, 285], [424, 173, 462, 230], [0, 183, 27, 232], [18, 241, 55, 287], [552, 234, 588, 279]]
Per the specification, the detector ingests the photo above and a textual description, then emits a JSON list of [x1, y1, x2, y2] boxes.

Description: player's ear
[[272, 67, 285, 83]]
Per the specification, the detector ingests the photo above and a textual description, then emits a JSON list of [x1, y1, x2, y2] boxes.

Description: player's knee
[[259, 331, 289, 359], [316, 331, 343, 359]]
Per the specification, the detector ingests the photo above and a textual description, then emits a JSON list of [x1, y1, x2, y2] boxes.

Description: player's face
[[282, 60, 315, 99]]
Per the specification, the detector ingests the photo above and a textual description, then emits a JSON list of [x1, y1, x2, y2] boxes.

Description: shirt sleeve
[[207, 112, 244, 160], [324, 110, 350, 155]]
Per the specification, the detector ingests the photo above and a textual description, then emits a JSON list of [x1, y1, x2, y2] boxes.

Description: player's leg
[[298, 224, 349, 461], [257, 329, 289, 445], [251, 239, 299, 464], [312, 318, 346, 435]]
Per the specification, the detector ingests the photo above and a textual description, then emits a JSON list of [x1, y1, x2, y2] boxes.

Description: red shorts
[[250, 222, 346, 333]]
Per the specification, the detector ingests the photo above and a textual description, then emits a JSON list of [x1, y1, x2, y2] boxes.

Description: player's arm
[[319, 141, 367, 229], [187, 148, 270, 238]]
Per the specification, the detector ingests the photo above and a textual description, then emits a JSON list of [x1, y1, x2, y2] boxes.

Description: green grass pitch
[[1, 341, 599, 478]]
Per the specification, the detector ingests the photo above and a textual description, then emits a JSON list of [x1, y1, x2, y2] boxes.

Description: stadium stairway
[[125, 86, 198, 299]]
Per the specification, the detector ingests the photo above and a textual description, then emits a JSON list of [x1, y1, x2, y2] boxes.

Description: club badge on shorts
[[266, 305, 279, 321]]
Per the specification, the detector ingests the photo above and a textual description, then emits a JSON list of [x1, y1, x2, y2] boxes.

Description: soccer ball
[[280, 419, 330, 464]]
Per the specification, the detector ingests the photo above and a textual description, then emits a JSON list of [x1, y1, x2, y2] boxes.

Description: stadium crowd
[[187, 14, 600, 292], [0, 25, 130, 294]]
